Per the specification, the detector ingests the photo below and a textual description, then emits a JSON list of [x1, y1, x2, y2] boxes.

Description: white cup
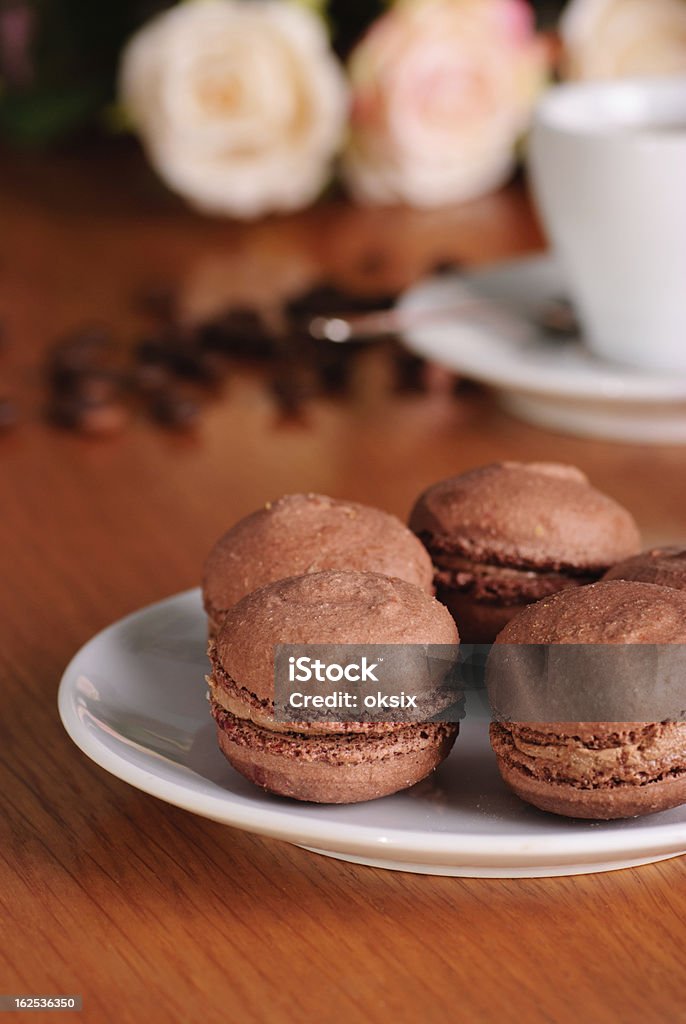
[[529, 77, 686, 374]]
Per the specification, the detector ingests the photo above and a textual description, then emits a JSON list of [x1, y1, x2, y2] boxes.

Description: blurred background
[[0, 0, 565, 146], [1, 0, 684, 445]]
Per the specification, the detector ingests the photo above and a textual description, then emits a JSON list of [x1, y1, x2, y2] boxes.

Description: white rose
[[119, 0, 348, 218], [561, 0, 686, 80], [342, 0, 547, 208]]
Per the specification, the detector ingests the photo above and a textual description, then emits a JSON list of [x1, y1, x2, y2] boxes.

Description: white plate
[[58, 590, 686, 878], [400, 254, 686, 443]]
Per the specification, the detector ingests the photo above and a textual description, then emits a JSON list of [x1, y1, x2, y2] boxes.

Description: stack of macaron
[[488, 581, 686, 819], [203, 464, 686, 819], [203, 493, 458, 804], [207, 571, 458, 804], [603, 546, 686, 591], [408, 462, 641, 643], [408, 461, 686, 820]]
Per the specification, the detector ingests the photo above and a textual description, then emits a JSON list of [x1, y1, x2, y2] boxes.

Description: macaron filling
[[491, 721, 686, 789], [207, 648, 403, 736], [431, 553, 597, 605], [211, 698, 456, 766]]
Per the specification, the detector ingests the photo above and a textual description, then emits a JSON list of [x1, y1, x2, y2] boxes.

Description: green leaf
[[0, 86, 102, 145]]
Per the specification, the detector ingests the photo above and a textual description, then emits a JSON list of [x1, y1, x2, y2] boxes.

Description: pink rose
[[561, 0, 686, 81], [343, 0, 547, 207]]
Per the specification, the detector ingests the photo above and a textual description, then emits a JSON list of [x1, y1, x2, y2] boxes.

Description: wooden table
[[1, 147, 685, 1024]]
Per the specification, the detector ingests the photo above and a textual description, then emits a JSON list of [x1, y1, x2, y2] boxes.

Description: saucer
[[58, 589, 686, 878], [400, 254, 686, 443]]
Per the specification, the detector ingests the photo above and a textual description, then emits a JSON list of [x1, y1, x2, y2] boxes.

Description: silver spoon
[[308, 296, 577, 344]]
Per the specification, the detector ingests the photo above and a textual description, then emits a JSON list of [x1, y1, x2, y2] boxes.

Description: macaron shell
[[203, 493, 434, 624], [496, 580, 686, 644], [409, 462, 641, 571], [213, 710, 458, 804], [435, 585, 528, 644], [493, 750, 686, 820], [603, 547, 686, 591], [215, 570, 459, 704]]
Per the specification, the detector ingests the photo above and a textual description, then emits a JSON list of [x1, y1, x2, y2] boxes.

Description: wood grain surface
[[1, 146, 685, 1024]]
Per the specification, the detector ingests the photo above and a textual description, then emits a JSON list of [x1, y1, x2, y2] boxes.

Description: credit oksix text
[[287, 655, 418, 710], [273, 643, 686, 725]]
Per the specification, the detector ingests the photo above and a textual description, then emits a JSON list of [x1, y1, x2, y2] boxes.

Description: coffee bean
[[71, 370, 122, 404], [391, 344, 427, 392], [199, 308, 278, 359], [78, 402, 129, 436], [49, 395, 128, 436], [134, 328, 230, 398], [287, 283, 398, 320], [131, 361, 174, 394], [269, 359, 316, 418], [169, 343, 227, 384], [149, 391, 201, 430], [314, 347, 355, 396], [48, 325, 113, 387], [134, 336, 172, 366], [195, 350, 229, 387], [52, 324, 112, 358]]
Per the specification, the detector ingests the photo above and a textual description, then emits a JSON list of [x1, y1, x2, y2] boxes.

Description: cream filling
[[507, 726, 686, 785], [207, 673, 406, 737], [436, 555, 544, 578], [434, 554, 596, 583]]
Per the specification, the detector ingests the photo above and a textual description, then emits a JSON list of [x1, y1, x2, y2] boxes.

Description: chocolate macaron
[[489, 580, 686, 819], [409, 462, 641, 643], [208, 570, 459, 803], [604, 546, 686, 591], [203, 493, 434, 636]]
